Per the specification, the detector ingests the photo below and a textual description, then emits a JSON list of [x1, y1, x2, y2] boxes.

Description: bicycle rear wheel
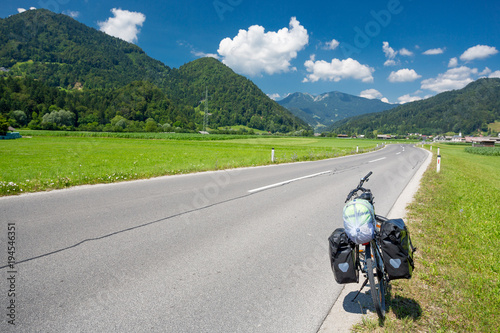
[[366, 257, 386, 320]]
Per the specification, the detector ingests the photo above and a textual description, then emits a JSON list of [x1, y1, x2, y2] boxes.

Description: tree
[[145, 118, 158, 132], [41, 109, 75, 127], [0, 114, 9, 135], [10, 110, 27, 127], [110, 115, 127, 128], [364, 129, 375, 139]]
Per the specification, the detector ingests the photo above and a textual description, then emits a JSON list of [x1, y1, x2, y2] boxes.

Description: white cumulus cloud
[[448, 57, 458, 68], [178, 41, 220, 60], [360, 89, 383, 100], [63, 10, 80, 18], [423, 48, 445, 55], [267, 93, 281, 100], [383, 41, 398, 66], [388, 69, 422, 82], [98, 8, 146, 44], [383, 42, 397, 59], [479, 67, 491, 76], [18, 7, 36, 13], [399, 48, 414, 56], [460, 45, 498, 61], [217, 17, 309, 76], [192, 50, 220, 60], [398, 94, 423, 104], [324, 39, 340, 50], [303, 56, 374, 83], [489, 70, 500, 78], [384, 59, 397, 66], [421, 66, 478, 93]]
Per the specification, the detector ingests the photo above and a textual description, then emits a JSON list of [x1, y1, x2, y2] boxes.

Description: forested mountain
[[0, 9, 309, 134], [167, 58, 308, 133], [0, 9, 169, 89], [328, 78, 500, 136], [278, 91, 393, 132]]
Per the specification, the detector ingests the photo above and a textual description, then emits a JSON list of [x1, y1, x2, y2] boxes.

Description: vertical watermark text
[[6, 223, 17, 326]]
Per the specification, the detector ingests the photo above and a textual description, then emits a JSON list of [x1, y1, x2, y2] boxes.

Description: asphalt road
[[0, 144, 428, 332]]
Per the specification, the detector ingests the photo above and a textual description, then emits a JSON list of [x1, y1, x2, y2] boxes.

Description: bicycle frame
[[353, 238, 387, 320], [356, 239, 384, 278]]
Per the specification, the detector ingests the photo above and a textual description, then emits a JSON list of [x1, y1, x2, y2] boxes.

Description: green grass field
[[354, 144, 500, 332], [465, 146, 500, 156], [1, 131, 389, 195]]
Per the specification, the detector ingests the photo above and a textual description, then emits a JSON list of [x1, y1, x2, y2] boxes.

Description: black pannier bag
[[328, 228, 359, 284], [378, 219, 416, 280]]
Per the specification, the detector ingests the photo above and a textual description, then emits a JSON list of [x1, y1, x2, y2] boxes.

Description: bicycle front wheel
[[366, 257, 386, 320]]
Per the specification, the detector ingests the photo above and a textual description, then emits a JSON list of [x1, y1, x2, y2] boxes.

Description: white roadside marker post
[[271, 148, 275, 162], [437, 150, 441, 173]]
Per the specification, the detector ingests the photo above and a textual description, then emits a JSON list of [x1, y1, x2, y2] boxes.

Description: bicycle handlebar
[[345, 171, 373, 202], [361, 171, 372, 182]]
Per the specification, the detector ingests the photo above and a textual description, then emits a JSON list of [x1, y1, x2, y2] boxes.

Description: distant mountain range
[[0, 9, 310, 134], [329, 78, 500, 136], [277, 91, 393, 132]]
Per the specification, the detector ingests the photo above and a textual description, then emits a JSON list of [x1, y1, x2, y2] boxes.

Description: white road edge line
[[248, 171, 332, 193], [368, 157, 386, 163]]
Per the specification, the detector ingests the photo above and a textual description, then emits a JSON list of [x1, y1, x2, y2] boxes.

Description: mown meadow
[[354, 143, 500, 332], [1, 131, 388, 195]]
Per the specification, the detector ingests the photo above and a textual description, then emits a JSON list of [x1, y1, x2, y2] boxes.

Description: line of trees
[[0, 76, 312, 134], [0, 77, 196, 132]]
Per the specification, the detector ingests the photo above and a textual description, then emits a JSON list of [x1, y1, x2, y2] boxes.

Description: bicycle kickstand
[[352, 278, 369, 301]]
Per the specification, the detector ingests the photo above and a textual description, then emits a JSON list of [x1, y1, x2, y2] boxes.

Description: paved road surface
[[0, 144, 428, 332]]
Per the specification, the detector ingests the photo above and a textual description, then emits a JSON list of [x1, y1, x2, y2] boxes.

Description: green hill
[[329, 78, 500, 136], [278, 91, 393, 132], [167, 58, 309, 133], [0, 9, 169, 89], [0, 9, 309, 134]]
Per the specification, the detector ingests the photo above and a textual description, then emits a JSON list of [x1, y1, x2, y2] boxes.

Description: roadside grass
[[353, 144, 500, 332], [0, 131, 392, 195]]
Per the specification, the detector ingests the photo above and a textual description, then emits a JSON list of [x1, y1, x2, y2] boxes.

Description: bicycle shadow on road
[[342, 288, 422, 320], [342, 289, 377, 315]]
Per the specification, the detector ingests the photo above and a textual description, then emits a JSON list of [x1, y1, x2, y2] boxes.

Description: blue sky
[[2, 0, 500, 104]]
